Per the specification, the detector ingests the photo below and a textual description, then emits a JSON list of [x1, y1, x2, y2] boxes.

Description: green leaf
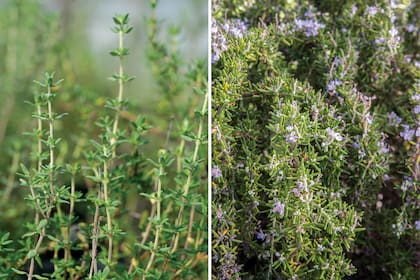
[[192, 87, 206, 96], [122, 14, 129, 24], [136, 243, 152, 251], [151, 0, 157, 8], [125, 26, 133, 33], [85, 175, 102, 183], [109, 74, 121, 81], [33, 80, 46, 87], [120, 47, 129, 56], [37, 219, 47, 231], [54, 113, 68, 120], [139, 192, 155, 200], [22, 231, 38, 238], [1, 232, 10, 243], [112, 16, 122, 25], [11, 268, 27, 275], [181, 134, 195, 142], [53, 78, 64, 86], [33, 275, 49, 280], [109, 50, 120, 57], [122, 74, 136, 82], [109, 48, 129, 57], [27, 249, 37, 259], [47, 235, 60, 243], [20, 163, 30, 176]]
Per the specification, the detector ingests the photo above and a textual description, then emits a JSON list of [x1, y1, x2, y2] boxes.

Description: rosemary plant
[[212, 0, 419, 279], [0, 1, 207, 279]]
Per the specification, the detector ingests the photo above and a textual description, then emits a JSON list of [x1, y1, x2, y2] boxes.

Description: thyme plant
[[212, 0, 419, 279], [0, 2, 207, 279]]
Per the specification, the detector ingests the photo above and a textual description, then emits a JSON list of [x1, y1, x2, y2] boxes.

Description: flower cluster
[[211, 17, 248, 63], [294, 17, 325, 37], [326, 79, 342, 92]]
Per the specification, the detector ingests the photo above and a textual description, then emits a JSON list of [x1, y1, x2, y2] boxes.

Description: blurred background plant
[[0, 0, 207, 279], [212, 0, 419, 279]]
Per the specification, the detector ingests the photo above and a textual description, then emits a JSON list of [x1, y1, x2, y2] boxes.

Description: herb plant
[[212, 0, 419, 279], [0, 2, 207, 279]]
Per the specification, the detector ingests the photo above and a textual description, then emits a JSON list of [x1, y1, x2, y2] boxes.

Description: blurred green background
[[0, 0, 207, 160]]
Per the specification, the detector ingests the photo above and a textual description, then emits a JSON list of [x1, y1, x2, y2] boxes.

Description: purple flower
[[272, 199, 285, 217], [211, 19, 228, 63], [351, 5, 358, 16], [223, 19, 248, 38], [304, 9, 315, 18], [216, 205, 225, 221], [391, 15, 397, 23], [327, 79, 342, 92], [387, 111, 402, 126], [352, 141, 360, 148], [389, 26, 400, 42], [294, 18, 325, 37], [400, 125, 415, 141], [212, 165, 222, 179], [219, 253, 241, 280], [230, 263, 241, 274], [411, 94, 420, 101], [358, 148, 366, 158], [213, 253, 220, 262], [407, 24, 416, 33], [413, 105, 420, 115], [390, 0, 397, 9], [211, 18, 248, 63], [286, 131, 298, 144], [296, 179, 307, 190], [285, 125, 299, 144], [365, 112, 373, 124], [415, 220, 420, 231], [291, 188, 301, 197], [401, 179, 413, 192], [218, 232, 226, 242], [375, 37, 385, 45], [366, 6, 378, 16], [256, 230, 265, 241], [326, 127, 343, 141], [378, 140, 389, 153]]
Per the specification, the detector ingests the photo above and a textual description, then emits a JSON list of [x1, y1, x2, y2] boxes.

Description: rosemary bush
[[0, 2, 207, 279], [212, 0, 419, 279]]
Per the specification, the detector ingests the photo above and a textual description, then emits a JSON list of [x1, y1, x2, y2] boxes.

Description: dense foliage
[[212, 0, 419, 279], [0, 1, 207, 279]]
